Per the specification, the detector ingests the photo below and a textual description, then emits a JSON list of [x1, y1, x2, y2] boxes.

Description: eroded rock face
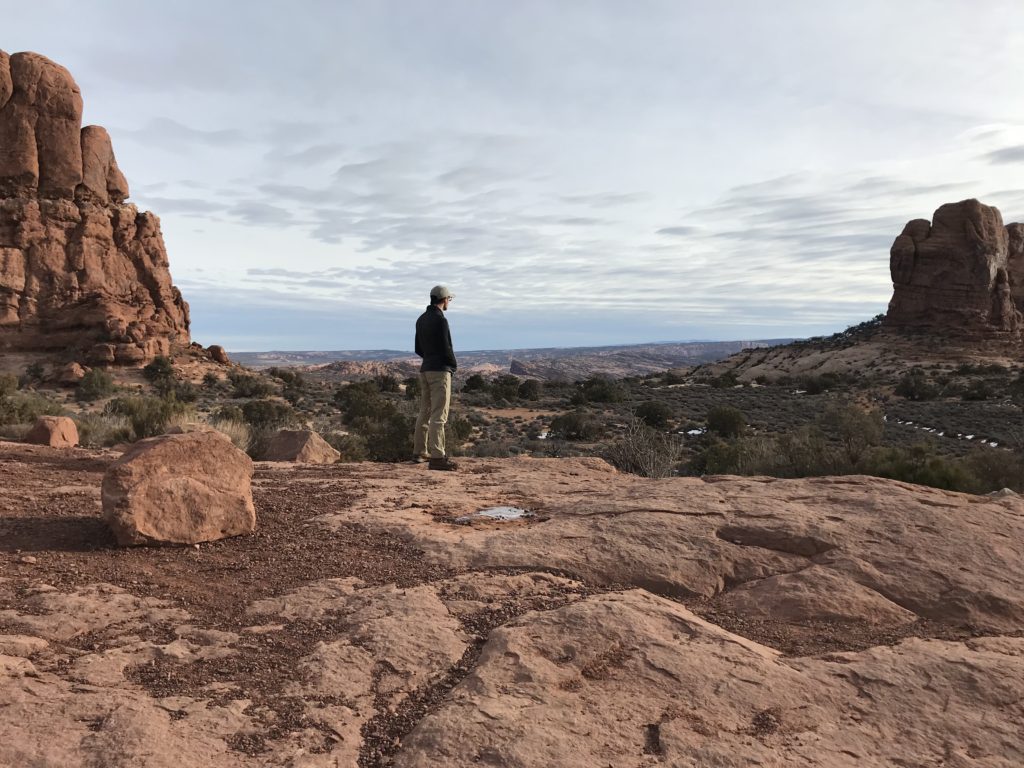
[[886, 199, 1024, 342], [101, 431, 255, 545], [0, 49, 189, 364]]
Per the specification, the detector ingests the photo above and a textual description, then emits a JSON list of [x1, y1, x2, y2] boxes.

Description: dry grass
[[211, 418, 253, 452]]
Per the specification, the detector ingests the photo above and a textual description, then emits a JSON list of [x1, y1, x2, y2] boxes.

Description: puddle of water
[[455, 506, 534, 524]]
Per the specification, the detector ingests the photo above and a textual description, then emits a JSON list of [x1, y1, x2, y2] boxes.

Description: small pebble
[[19, 555, 37, 564]]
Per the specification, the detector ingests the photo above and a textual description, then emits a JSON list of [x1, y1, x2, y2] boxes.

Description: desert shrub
[[818, 402, 884, 465], [75, 413, 133, 447], [490, 375, 522, 402], [374, 374, 399, 393], [861, 445, 977, 492], [202, 371, 221, 388], [470, 439, 513, 458], [403, 377, 420, 400], [962, 448, 1024, 493], [142, 356, 175, 385], [662, 369, 687, 385], [691, 437, 742, 475], [571, 376, 627, 404], [462, 374, 487, 393], [706, 405, 746, 438], [517, 379, 541, 401], [447, 413, 473, 449], [242, 399, 297, 431], [334, 381, 395, 423], [0, 391, 64, 425], [76, 369, 116, 401], [268, 367, 304, 387], [635, 400, 673, 429], [0, 374, 17, 397], [691, 426, 835, 478], [21, 362, 45, 386], [104, 396, 188, 439], [710, 371, 740, 389], [0, 423, 32, 440], [323, 431, 369, 462], [773, 427, 836, 475], [465, 410, 490, 427], [211, 418, 252, 452], [895, 369, 939, 401], [549, 410, 603, 441], [1009, 373, 1024, 405], [961, 379, 994, 401], [603, 419, 681, 478], [213, 404, 244, 422], [170, 380, 200, 403], [350, 412, 415, 462], [229, 371, 276, 398]]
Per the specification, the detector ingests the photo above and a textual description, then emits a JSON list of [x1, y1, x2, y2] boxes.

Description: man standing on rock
[[413, 285, 459, 471]]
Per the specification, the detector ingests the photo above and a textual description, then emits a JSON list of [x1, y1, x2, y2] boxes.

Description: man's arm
[[443, 318, 457, 370]]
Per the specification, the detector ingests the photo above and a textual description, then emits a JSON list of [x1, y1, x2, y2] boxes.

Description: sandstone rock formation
[[101, 431, 255, 545], [0, 50, 189, 364], [23, 415, 78, 448], [4, 444, 1024, 765], [261, 429, 340, 463], [886, 199, 1024, 343]]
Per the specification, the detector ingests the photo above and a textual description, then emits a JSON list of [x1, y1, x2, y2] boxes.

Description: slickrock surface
[[0, 50, 189, 363], [887, 199, 1024, 343], [1, 441, 1022, 766]]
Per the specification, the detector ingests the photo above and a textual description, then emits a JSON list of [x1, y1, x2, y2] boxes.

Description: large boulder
[[262, 429, 340, 464], [57, 361, 88, 386], [207, 344, 228, 364], [101, 431, 255, 546], [0, 49, 189, 362], [885, 199, 1024, 342], [23, 415, 78, 448]]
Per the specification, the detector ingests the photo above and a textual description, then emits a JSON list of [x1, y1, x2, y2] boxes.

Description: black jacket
[[415, 305, 457, 372]]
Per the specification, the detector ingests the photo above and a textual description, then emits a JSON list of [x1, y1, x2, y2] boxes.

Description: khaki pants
[[414, 371, 451, 459]]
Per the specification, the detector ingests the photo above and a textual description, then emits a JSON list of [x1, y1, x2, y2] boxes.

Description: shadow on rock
[[0, 515, 115, 552]]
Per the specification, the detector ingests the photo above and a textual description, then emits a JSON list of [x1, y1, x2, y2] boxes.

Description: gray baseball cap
[[430, 285, 455, 300]]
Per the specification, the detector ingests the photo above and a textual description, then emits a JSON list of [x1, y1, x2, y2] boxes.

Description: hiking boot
[[428, 457, 459, 471], [411, 454, 429, 464]]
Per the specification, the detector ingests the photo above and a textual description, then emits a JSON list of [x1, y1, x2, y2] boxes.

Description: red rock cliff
[[0, 50, 189, 364], [885, 199, 1024, 344]]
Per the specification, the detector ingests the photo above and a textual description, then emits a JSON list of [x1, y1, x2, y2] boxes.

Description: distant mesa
[[0, 50, 190, 365], [885, 198, 1024, 345]]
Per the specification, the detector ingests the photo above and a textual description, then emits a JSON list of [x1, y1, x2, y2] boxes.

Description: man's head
[[430, 285, 454, 310]]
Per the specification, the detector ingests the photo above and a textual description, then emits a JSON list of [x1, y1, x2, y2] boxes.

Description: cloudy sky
[[7, 2, 1024, 351]]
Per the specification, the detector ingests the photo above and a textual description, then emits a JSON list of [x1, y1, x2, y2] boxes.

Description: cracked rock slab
[[320, 460, 1024, 630], [395, 590, 1024, 767]]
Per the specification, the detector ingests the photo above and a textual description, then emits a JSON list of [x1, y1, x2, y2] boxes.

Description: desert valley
[[1, 47, 1024, 768]]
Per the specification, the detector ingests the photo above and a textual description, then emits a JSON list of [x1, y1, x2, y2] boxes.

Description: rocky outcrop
[[101, 431, 255, 545], [886, 199, 1024, 342], [0, 50, 189, 364]]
